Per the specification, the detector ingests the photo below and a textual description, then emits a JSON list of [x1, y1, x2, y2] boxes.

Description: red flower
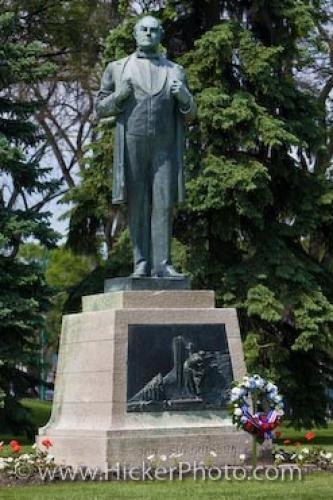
[[8, 440, 21, 453], [41, 438, 53, 448], [283, 439, 291, 445], [275, 431, 282, 439], [244, 421, 254, 432], [305, 432, 315, 441]]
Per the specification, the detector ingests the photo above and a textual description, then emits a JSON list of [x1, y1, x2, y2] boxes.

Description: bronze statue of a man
[[96, 15, 196, 278]]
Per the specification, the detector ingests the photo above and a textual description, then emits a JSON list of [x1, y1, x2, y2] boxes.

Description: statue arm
[[175, 66, 197, 121], [96, 63, 123, 118]]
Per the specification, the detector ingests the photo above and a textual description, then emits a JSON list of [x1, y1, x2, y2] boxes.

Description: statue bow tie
[[136, 50, 160, 60]]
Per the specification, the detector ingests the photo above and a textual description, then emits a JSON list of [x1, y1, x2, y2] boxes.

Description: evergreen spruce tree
[[0, 10, 57, 433], [179, 1, 333, 427]]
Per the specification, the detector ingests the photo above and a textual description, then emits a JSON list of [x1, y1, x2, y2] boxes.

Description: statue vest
[[122, 59, 176, 138]]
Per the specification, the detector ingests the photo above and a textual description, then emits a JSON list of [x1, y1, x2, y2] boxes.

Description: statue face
[[134, 16, 162, 52]]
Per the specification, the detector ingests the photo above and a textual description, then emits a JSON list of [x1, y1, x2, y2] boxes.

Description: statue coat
[[96, 52, 196, 205]]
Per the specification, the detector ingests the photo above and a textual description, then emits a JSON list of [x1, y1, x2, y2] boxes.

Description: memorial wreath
[[229, 374, 284, 443]]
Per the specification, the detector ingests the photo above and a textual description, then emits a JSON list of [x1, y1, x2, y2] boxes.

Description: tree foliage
[[177, 1, 333, 427], [0, 1, 121, 235], [0, 9, 57, 433]]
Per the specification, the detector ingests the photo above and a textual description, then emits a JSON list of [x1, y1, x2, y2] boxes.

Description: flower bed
[[0, 438, 55, 485]]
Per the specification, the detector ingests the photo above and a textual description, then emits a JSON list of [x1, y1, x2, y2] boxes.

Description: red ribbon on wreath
[[242, 407, 281, 441]]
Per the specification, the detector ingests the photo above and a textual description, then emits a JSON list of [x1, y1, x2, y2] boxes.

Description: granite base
[[38, 290, 268, 469]]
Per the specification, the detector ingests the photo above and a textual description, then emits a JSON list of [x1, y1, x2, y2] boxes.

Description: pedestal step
[[82, 290, 215, 312], [37, 428, 256, 469], [105, 277, 190, 292]]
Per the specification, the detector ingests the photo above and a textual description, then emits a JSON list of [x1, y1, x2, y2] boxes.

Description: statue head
[[133, 16, 164, 52]]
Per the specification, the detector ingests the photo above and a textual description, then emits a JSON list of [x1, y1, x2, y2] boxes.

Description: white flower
[[291, 454, 297, 460], [160, 454, 167, 461], [174, 453, 183, 458], [210, 451, 217, 457], [248, 377, 257, 389], [275, 453, 285, 461], [266, 383, 278, 393], [147, 454, 155, 460], [319, 451, 332, 460], [302, 448, 309, 455], [234, 408, 243, 417], [253, 375, 265, 388], [19, 454, 32, 460], [231, 387, 242, 398], [298, 455, 303, 461], [6, 457, 13, 463], [239, 454, 246, 461], [243, 376, 255, 389], [31, 443, 37, 450]]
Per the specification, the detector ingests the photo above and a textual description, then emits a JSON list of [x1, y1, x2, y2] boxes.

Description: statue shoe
[[154, 264, 184, 278], [131, 262, 149, 278]]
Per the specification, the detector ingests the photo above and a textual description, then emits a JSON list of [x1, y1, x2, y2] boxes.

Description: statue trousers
[[124, 131, 175, 273]]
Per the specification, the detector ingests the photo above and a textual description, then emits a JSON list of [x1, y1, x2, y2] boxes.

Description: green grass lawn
[[275, 422, 333, 452], [21, 399, 52, 430], [0, 399, 52, 455], [0, 473, 332, 499]]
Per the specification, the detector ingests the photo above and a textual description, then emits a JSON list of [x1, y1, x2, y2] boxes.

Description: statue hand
[[115, 79, 133, 105], [170, 79, 191, 108]]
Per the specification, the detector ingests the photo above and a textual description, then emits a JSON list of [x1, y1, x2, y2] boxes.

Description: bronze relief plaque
[[127, 324, 233, 412]]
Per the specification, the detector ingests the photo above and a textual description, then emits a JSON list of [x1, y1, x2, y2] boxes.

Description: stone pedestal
[[38, 289, 254, 469], [104, 276, 190, 292]]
